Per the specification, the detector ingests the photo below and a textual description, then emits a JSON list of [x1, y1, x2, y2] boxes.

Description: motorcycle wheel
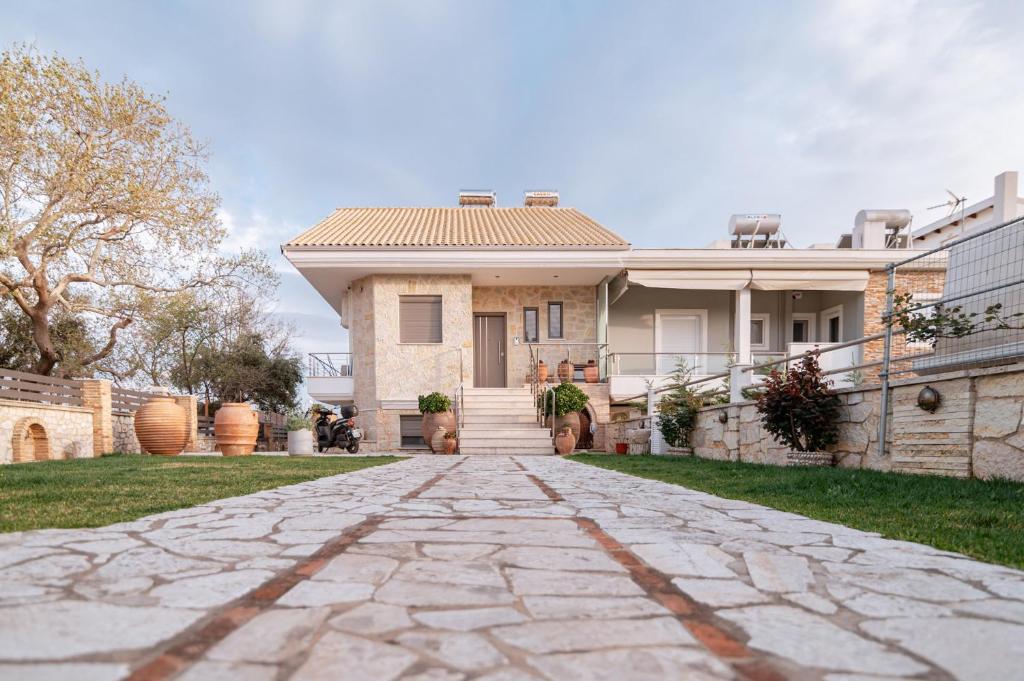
[[317, 445, 325, 453], [346, 441, 360, 454]]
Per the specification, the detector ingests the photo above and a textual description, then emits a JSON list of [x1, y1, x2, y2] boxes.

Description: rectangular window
[[821, 305, 843, 344], [828, 316, 840, 343], [792, 319, 809, 343], [547, 301, 563, 339], [523, 307, 539, 343], [399, 295, 442, 343], [750, 313, 770, 350]]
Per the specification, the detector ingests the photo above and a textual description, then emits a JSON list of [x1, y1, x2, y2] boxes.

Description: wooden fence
[[0, 369, 83, 407], [110, 386, 154, 413]]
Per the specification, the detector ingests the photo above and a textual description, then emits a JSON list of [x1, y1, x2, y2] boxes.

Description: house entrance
[[473, 313, 506, 388]]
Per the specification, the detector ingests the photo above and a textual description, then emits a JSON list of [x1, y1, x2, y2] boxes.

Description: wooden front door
[[473, 314, 506, 388]]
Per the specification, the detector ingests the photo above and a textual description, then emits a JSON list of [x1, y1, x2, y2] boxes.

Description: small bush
[[286, 415, 312, 431], [656, 359, 706, 448], [756, 353, 841, 452], [538, 382, 590, 417], [418, 392, 452, 414]]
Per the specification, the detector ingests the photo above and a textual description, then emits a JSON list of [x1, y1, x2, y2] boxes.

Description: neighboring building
[[912, 171, 1024, 248], [284, 188, 940, 453]]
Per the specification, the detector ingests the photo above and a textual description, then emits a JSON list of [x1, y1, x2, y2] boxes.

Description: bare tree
[[0, 45, 271, 376]]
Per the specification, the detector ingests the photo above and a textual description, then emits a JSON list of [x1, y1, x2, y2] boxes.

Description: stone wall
[[0, 398, 95, 464], [689, 361, 1024, 481], [112, 412, 142, 454], [862, 268, 946, 375], [472, 285, 597, 386]]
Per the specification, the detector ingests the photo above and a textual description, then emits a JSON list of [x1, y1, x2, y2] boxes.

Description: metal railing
[[525, 342, 609, 382], [608, 352, 786, 376], [307, 353, 352, 378]]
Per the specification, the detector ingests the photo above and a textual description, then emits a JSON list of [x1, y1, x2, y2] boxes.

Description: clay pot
[[430, 426, 447, 454], [583, 359, 599, 383], [536, 361, 548, 384], [421, 411, 455, 453], [134, 397, 189, 456], [443, 436, 458, 455], [554, 427, 576, 455], [615, 442, 628, 455], [554, 411, 581, 442], [215, 402, 258, 456], [557, 359, 573, 383]]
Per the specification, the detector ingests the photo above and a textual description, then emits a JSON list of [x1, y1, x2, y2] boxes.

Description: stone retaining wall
[[112, 412, 142, 454], [0, 398, 95, 464], [689, 362, 1024, 481]]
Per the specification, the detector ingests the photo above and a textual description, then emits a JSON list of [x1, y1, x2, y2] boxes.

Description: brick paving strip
[[0, 455, 1022, 680]]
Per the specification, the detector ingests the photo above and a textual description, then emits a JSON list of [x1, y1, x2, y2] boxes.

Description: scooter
[[314, 405, 362, 453]]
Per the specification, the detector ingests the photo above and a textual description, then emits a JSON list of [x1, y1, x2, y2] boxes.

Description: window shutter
[[400, 295, 442, 343]]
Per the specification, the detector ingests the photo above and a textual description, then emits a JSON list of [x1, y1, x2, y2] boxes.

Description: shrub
[[538, 382, 590, 417], [756, 353, 841, 452], [656, 359, 705, 448], [418, 392, 452, 414]]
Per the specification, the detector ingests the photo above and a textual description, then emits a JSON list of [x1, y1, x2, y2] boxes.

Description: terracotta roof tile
[[284, 207, 629, 248]]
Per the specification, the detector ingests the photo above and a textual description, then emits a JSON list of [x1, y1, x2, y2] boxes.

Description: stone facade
[[688, 361, 1024, 481], [862, 268, 946, 377], [0, 398, 95, 464], [112, 412, 143, 454], [471, 285, 598, 386]]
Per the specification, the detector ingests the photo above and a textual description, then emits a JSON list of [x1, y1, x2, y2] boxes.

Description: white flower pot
[[287, 430, 313, 456]]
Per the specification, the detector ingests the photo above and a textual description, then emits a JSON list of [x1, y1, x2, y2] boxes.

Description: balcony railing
[[608, 352, 786, 376], [307, 353, 353, 378]]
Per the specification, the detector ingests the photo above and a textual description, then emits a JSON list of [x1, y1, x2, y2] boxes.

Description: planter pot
[[430, 426, 447, 454], [422, 411, 455, 453], [536, 361, 548, 384], [786, 451, 835, 467], [557, 360, 573, 383], [287, 430, 313, 456], [583, 360, 599, 383], [553, 411, 581, 443], [134, 397, 189, 456], [215, 402, 258, 456], [615, 442, 629, 455], [554, 427, 576, 455], [443, 437, 458, 455]]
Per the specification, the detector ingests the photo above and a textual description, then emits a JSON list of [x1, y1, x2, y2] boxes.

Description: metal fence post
[[877, 264, 896, 459], [648, 385, 663, 455]]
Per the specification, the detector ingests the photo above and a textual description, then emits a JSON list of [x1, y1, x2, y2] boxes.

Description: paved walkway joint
[[0, 455, 1022, 681]]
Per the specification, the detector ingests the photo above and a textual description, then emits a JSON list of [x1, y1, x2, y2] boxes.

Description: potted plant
[[614, 440, 629, 455], [418, 392, 454, 453], [557, 359, 574, 383], [286, 412, 313, 456], [539, 382, 590, 442], [443, 430, 458, 455], [583, 359, 599, 383], [756, 353, 841, 466]]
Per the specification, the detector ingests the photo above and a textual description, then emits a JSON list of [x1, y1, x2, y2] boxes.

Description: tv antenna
[[928, 189, 967, 227]]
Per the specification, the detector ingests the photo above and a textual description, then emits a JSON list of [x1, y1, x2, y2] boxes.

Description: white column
[[648, 385, 663, 455], [734, 287, 752, 365]]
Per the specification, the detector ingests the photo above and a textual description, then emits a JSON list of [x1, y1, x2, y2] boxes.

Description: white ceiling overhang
[[626, 269, 750, 290], [749, 270, 869, 291]]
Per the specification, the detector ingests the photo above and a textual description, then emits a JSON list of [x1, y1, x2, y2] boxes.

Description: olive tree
[[0, 45, 270, 376]]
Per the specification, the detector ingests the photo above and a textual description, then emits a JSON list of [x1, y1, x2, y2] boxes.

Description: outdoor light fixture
[[917, 385, 941, 413], [718, 411, 728, 424]]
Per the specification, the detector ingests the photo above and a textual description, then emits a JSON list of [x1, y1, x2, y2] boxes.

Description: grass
[[570, 454, 1024, 570], [0, 453, 399, 532]]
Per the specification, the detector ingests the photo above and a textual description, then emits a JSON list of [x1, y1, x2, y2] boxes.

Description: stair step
[[462, 414, 537, 424], [462, 409, 536, 417], [460, 447, 555, 455], [462, 398, 535, 408], [459, 429, 551, 439], [463, 387, 532, 396]]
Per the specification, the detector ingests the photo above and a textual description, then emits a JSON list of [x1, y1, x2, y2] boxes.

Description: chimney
[[458, 190, 496, 207], [524, 190, 559, 207]]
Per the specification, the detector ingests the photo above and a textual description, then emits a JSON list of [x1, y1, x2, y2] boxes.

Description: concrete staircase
[[458, 387, 554, 455]]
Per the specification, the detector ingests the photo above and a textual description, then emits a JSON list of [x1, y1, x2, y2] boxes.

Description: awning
[[749, 270, 869, 291], [626, 269, 750, 290], [625, 269, 869, 292]]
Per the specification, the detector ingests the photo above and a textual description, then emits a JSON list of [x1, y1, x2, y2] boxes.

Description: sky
[[4, 0, 1024, 375]]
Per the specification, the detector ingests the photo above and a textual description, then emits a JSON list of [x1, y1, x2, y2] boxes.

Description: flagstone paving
[[1, 455, 1022, 680]]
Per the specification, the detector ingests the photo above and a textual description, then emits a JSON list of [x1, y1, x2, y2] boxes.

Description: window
[[400, 415, 425, 448], [750, 313, 770, 350], [399, 295, 442, 343], [791, 313, 815, 344], [821, 305, 843, 343], [547, 301, 563, 339], [523, 307, 539, 343]]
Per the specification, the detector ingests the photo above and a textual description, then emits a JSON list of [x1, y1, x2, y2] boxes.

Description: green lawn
[[0, 454, 400, 532], [570, 454, 1024, 569]]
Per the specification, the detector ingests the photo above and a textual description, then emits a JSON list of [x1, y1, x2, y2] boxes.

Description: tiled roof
[[285, 207, 629, 248]]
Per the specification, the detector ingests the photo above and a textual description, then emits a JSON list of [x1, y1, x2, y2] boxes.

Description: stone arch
[[12, 418, 51, 463], [576, 403, 599, 450]]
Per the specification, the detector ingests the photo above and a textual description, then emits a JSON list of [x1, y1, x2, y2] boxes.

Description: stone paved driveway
[[1, 456, 1023, 681]]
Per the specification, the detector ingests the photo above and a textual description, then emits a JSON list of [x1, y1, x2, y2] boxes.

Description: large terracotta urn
[[134, 397, 189, 456], [536, 361, 549, 384], [430, 426, 447, 455], [554, 426, 576, 455], [557, 359, 573, 383], [553, 411, 582, 442], [583, 359, 599, 383], [215, 403, 258, 456], [421, 411, 455, 453]]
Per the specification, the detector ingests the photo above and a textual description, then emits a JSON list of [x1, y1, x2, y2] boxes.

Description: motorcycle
[[314, 405, 362, 453]]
